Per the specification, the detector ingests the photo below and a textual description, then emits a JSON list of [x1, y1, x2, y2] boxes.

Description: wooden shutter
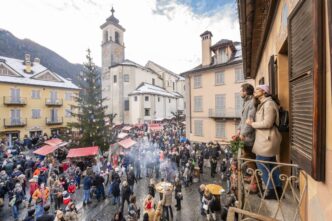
[[288, 0, 325, 181]]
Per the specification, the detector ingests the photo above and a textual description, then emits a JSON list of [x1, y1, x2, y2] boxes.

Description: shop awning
[[122, 126, 133, 131], [149, 124, 163, 131], [117, 132, 128, 139], [33, 145, 59, 156], [67, 146, 99, 158], [118, 138, 137, 149], [44, 138, 64, 146]]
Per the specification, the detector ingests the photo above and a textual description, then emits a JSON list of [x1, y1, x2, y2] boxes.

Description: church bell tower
[[100, 7, 125, 73]]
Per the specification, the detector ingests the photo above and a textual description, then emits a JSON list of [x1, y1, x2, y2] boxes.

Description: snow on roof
[[0, 56, 79, 90], [146, 60, 184, 80], [129, 83, 177, 98]]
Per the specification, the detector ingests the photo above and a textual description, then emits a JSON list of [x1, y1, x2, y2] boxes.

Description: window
[[193, 75, 202, 88], [194, 96, 203, 112], [215, 72, 225, 85], [124, 99, 129, 111], [115, 31, 120, 44], [145, 96, 149, 101], [31, 90, 40, 99], [50, 91, 57, 102], [216, 121, 225, 138], [235, 93, 242, 117], [65, 92, 72, 101], [134, 96, 137, 102], [194, 120, 203, 136], [10, 88, 20, 103], [169, 99, 171, 103], [173, 82, 175, 91], [235, 68, 245, 83], [103, 31, 108, 42], [158, 97, 160, 102], [113, 75, 117, 83], [220, 49, 228, 63], [32, 109, 41, 119], [124, 74, 129, 82], [152, 78, 155, 85], [10, 109, 21, 124], [259, 77, 265, 84], [268, 55, 278, 96], [65, 109, 71, 118], [215, 94, 226, 114], [144, 108, 150, 116]]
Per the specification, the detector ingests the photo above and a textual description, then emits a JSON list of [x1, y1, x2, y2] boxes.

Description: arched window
[[115, 31, 120, 44]]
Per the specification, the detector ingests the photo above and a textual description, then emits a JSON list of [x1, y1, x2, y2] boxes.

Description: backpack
[[276, 107, 289, 132]]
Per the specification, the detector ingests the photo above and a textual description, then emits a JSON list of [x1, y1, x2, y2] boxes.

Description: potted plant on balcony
[[230, 135, 244, 157]]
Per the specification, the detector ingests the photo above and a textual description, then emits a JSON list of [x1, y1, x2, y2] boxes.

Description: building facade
[[100, 8, 185, 124], [181, 31, 254, 143], [0, 55, 79, 146], [238, 0, 332, 220]]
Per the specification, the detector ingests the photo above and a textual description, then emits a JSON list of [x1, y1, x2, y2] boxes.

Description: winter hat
[[257, 84, 270, 94]]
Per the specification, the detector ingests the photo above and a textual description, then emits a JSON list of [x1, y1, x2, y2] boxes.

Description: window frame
[[193, 75, 202, 89], [194, 96, 203, 112], [215, 71, 225, 85], [194, 120, 203, 136]]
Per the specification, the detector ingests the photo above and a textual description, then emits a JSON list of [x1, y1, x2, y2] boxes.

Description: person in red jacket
[[28, 175, 39, 206]]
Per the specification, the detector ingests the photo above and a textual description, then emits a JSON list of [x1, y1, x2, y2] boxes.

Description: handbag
[[9, 196, 16, 207]]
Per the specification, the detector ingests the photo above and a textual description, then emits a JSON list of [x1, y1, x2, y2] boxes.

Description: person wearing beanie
[[246, 84, 282, 200]]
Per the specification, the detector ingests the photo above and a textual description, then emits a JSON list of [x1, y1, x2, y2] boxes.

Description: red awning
[[44, 138, 64, 146], [149, 124, 163, 131], [67, 146, 99, 158], [118, 138, 137, 149], [33, 145, 59, 156]]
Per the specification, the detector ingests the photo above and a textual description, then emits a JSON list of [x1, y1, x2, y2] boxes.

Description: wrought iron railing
[[46, 117, 63, 125], [208, 108, 241, 118], [236, 156, 307, 221], [45, 98, 63, 106], [3, 118, 27, 127]]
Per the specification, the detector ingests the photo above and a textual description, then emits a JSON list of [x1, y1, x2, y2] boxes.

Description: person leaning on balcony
[[246, 85, 282, 200], [237, 83, 258, 193]]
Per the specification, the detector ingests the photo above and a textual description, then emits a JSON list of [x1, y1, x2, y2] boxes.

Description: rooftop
[[0, 56, 79, 90], [129, 82, 181, 98]]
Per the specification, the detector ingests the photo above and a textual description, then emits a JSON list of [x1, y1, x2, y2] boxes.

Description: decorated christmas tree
[[68, 49, 116, 152]]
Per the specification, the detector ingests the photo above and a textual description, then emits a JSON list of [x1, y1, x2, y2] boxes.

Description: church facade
[[100, 8, 185, 125]]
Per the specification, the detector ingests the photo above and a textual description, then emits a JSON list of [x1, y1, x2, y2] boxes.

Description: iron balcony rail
[[3, 96, 27, 105], [46, 117, 63, 125], [208, 108, 241, 118], [4, 118, 27, 127], [236, 154, 307, 221], [45, 98, 63, 106]]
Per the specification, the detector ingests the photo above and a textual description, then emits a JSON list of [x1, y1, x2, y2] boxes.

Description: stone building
[[181, 31, 254, 143], [100, 8, 185, 124]]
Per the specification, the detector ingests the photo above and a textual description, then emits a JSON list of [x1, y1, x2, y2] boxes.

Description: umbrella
[[206, 184, 224, 195]]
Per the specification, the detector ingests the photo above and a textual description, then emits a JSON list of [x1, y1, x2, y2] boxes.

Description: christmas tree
[[68, 49, 116, 152]]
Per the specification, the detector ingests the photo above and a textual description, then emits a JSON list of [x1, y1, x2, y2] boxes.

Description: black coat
[[121, 186, 132, 201]]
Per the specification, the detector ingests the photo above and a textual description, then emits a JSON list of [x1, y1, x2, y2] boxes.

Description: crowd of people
[[0, 83, 284, 220]]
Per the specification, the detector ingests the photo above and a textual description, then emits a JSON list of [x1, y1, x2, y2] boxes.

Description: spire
[[111, 6, 115, 16]]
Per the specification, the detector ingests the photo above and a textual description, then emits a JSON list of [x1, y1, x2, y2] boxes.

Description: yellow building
[[238, 0, 332, 220], [181, 31, 254, 143], [0, 54, 79, 146]]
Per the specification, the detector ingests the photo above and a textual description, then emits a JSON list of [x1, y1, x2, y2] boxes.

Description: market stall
[[149, 124, 163, 132], [67, 146, 100, 158], [117, 138, 137, 150], [33, 145, 59, 156], [117, 132, 128, 140]]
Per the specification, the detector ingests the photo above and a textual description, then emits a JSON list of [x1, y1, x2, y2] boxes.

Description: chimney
[[34, 57, 40, 64], [200, 31, 212, 66], [24, 54, 32, 73]]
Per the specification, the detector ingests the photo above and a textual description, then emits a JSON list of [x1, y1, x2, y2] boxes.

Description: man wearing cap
[[246, 85, 282, 200]]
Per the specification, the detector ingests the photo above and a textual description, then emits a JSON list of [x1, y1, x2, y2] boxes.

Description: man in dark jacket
[[94, 174, 105, 201], [111, 179, 120, 205], [36, 204, 54, 221], [83, 175, 92, 205], [127, 167, 137, 192], [120, 181, 132, 214]]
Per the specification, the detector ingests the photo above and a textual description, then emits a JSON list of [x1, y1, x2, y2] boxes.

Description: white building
[[100, 8, 185, 124]]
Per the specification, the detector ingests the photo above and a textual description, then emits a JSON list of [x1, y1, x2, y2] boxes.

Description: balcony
[[46, 117, 63, 125], [45, 98, 63, 106], [234, 155, 307, 221], [3, 96, 27, 106], [4, 118, 27, 128], [208, 108, 241, 119]]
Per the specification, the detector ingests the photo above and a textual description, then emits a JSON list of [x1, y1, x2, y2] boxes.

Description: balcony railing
[[236, 155, 307, 221], [4, 118, 27, 127], [3, 96, 27, 105], [46, 117, 63, 125], [45, 98, 63, 106], [208, 108, 241, 119]]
